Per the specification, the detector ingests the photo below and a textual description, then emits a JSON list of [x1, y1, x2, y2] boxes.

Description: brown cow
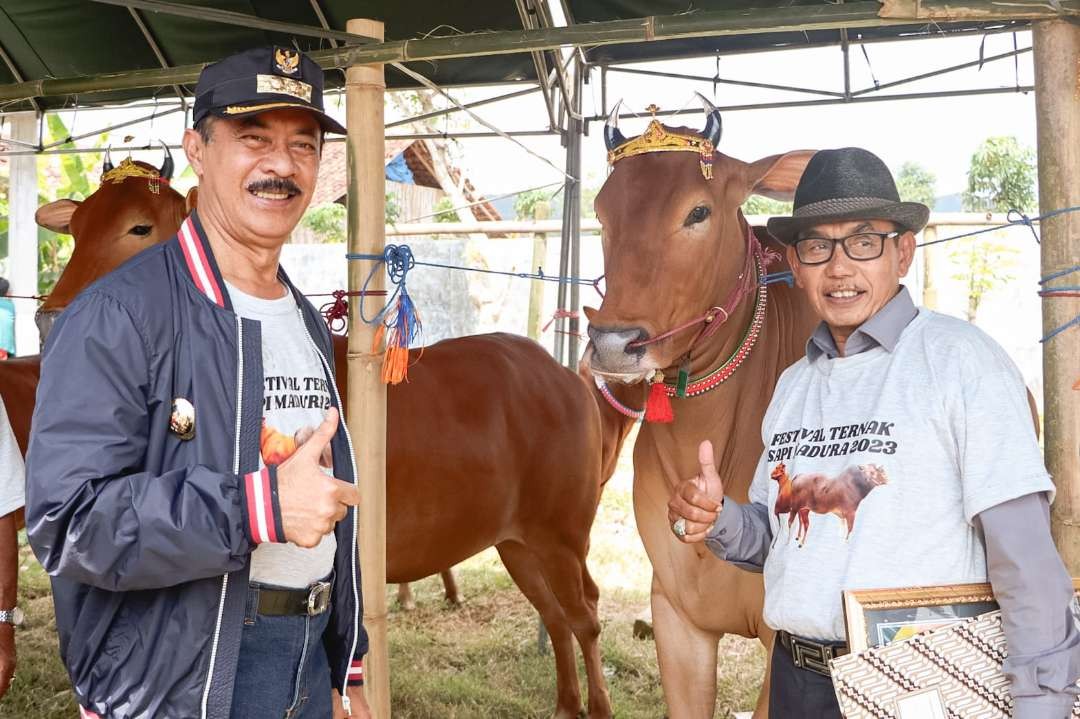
[[584, 100, 820, 719], [783, 464, 889, 546], [4, 169, 613, 718]]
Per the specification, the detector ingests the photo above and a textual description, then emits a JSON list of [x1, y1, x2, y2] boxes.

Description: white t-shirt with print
[[227, 282, 337, 589], [750, 308, 1053, 642]]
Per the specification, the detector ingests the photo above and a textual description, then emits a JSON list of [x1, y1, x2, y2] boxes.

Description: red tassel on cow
[[644, 371, 674, 423]]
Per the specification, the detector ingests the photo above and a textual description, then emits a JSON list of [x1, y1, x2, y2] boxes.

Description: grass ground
[[2, 435, 765, 718]]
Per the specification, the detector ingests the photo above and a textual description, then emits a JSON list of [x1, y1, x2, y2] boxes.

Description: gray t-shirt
[[749, 308, 1053, 641], [227, 281, 337, 588]]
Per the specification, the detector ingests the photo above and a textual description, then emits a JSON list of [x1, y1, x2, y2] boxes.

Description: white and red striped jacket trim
[[243, 467, 285, 544], [347, 659, 364, 686], [79, 707, 101, 719], [177, 216, 225, 308]]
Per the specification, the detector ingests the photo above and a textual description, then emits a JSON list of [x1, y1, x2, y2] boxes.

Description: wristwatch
[[0, 608, 23, 627]]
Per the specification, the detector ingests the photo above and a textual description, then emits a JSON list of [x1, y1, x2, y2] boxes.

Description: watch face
[[12, 607, 23, 626]]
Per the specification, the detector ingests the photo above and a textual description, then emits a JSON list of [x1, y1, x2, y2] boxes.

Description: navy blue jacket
[[26, 211, 368, 719]]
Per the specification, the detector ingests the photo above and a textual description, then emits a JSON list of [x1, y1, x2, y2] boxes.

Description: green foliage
[[949, 236, 1019, 322], [432, 196, 458, 224], [301, 203, 347, 244], [300, 193, 399, 243], [742, 195, 793, 217], [963, 136, 1037, 214], [513, 189, 550, 220], [895, 162, 937, 208], [35, 114, 105, 295]]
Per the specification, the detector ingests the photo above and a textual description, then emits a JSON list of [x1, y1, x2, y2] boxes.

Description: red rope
[[313, 289, 388, 335]]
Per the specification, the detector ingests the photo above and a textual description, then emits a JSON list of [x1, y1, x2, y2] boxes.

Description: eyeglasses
[[793, 231, 901, 266]]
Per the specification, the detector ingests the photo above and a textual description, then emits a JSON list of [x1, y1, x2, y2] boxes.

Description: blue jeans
[[229, 581, 334, 719]]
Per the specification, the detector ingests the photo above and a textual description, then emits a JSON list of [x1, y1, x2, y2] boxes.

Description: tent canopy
[[0, 0, 1031, 112]]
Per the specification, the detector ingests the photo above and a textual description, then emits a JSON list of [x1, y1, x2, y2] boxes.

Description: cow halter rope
[[596, 97, 773, 424]]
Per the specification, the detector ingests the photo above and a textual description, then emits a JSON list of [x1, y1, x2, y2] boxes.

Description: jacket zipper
[[301, 311, 361, 716], [200, 315, 244, 719]]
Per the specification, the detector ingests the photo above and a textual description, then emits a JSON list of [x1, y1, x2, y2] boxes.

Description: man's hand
[[667, 439, 725, 543], [332, 686, 372, 719], [0, 624, 13, 699], [276, 408, 361, 548]]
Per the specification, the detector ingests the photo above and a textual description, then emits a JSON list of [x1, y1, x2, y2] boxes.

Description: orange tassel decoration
[[644, 370, 674, 423]]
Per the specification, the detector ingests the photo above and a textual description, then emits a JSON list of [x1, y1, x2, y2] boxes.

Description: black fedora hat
[[766, 147, 929, 245], [193, 46, 346, 135]]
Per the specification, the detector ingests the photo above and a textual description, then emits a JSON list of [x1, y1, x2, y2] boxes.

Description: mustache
[[246, 178, 302, 196]]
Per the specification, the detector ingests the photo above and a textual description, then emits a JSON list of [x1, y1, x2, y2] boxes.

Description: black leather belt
[[255, 581, 332, 617], [777, 630, 849, 677]]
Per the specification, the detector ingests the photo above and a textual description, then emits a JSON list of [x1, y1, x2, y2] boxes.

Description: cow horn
[[102, 146, 114, 176], [158, 140, 174, 181], [695, 92, 722, 148], [603, 101, 627, 153]]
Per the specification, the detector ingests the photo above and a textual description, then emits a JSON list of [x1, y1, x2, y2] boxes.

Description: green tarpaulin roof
[[0, 1, 1030, 112]]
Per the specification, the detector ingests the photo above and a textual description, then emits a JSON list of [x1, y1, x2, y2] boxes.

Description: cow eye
[[130, 225, 152, 236], [685, 205, 711, 226]]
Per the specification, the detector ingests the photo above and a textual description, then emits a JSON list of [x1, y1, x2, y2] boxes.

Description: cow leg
[[496, 541, 584, 719], [754, 631, 775, 719], [440, 568, 462, 606], [396, 583, 416, 611], [529, 540, 613, 719], [651, 577, 719, 719]]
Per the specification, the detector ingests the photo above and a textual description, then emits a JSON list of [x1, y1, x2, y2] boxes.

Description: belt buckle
[[790, 636, 833, 677], [307, 581, 332, 616]]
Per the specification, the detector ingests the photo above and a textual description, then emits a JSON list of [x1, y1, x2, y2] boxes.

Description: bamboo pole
[[345, 17, 390, 718], [1033, 20, 1080, 572]]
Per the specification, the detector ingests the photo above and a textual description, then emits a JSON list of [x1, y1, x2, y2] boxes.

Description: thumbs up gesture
[[667, 440, 725, 544], [276, 408, 361, 548]]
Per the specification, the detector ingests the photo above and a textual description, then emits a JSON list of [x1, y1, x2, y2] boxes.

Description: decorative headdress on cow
[[604, 94, 723, 180], [101, 142, 174, 194]]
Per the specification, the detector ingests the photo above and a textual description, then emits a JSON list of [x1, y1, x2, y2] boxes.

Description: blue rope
[[347, 251, 603, 290], [1039, 263, 1080, 343], [356, 245, 416, 326], [916, 204, 1080, 248]]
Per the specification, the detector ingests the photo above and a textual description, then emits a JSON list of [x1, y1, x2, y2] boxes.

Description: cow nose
[[35, 308, 61, 347], [587, 325, 646, 373]]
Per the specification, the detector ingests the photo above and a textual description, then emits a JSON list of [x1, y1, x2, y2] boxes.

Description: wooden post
[[1033, 20, 1080, 571], [346, 18, 390, 717], [8, 111, 39, 355], [921, 224, 938, 310], [526, 201, 550, 341]]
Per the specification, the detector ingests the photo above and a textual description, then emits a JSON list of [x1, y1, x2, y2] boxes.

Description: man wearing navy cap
[[27, 46, 371, 719]]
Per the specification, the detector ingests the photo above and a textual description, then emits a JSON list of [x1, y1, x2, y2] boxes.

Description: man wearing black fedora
[[27, 46, 371, 719], [667, 147, 1079, 717]]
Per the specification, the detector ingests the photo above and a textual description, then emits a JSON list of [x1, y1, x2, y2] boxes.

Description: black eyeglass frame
[[793, 230, 902, 266]]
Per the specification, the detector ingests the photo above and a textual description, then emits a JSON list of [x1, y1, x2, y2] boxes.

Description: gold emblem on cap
[[274, 48, 300, 76], [170, 397, 195, 441], [255, 75, 312, 103]]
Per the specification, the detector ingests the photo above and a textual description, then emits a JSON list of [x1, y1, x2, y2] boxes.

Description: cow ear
[[185, 186, 199, 214], [744, 150, 816, 202], [35, 199, 81, 235]]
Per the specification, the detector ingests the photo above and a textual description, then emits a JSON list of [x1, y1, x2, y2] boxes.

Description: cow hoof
[[397, 597, 416, 612], [632, 617, 654, 640]]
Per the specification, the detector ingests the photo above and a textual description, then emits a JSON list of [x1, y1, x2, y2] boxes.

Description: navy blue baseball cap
[[193, 46, 346, 135]]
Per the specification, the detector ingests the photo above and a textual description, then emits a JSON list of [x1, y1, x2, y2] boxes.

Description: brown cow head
[[586, 99, 815, 382], [34, 152, 186, 343]]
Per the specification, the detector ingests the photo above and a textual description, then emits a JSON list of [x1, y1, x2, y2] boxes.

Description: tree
[[895, 162, 937, 208], [962, 136, 1037, 214], [950, 136, 1034, 323], [300, 192, 401, 243], [949, 238, 1018, 322]]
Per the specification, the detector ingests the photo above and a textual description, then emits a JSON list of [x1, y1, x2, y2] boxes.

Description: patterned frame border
[[843, 579, 1080, 652]]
